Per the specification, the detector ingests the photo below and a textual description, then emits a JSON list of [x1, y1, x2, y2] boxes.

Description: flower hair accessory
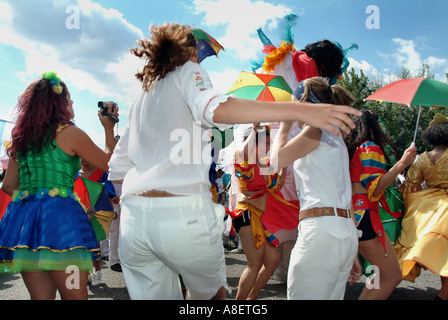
[[42, 71, 63, 94]]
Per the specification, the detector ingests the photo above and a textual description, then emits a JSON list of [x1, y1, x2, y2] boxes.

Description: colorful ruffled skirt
[[0, 191, 100, 274]]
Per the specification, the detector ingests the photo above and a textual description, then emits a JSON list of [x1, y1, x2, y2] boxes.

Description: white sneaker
[[91, 271, 102, 286]]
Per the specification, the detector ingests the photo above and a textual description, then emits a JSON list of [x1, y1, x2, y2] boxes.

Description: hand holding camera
[[98, 101, 120, 142], [98, 101, 119, 123]]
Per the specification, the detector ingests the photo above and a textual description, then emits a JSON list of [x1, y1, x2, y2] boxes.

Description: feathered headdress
[[251, 14, 358, 85]]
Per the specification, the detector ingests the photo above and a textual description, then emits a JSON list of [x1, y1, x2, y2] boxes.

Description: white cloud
[[424, 56, 447, 68], [423, 56, 448, 79], [387, 38, 448, 80], [0, 1, 12, 21], [0, 0, 143, 102], [193, 0, 292, 61], [348, 58, 398, 84], [353, 38, 448, 83], [391, 38, 422, 74], [208, 68, 241, 93]]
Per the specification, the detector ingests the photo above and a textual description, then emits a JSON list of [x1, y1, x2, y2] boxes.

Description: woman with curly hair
[[0, 72, 118, 300], [108, 23, 360, 300], [394, 113, 448, 300], [344, 109, 417, 299]]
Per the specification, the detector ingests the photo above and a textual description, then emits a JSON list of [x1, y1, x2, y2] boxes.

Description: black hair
[[302, 40, 344, 79], [421, 123, 448, 147], [345, 109, 399, 164]]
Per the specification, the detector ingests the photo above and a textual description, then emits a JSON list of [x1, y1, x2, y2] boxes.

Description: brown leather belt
[[299, 207, 350, 221], [136, 190, 181, 198]]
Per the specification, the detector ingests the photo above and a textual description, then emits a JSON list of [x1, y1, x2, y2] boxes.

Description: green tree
[[338, 68, 375, 110]]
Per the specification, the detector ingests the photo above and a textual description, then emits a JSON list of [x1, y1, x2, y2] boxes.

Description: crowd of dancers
[[0, 22, 446, 301]]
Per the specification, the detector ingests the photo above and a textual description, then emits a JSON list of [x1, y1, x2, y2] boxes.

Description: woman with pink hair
[[0, 72, 118, 300]]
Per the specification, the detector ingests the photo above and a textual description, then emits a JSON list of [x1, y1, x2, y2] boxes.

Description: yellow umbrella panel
[[227, 72, 293, 102]]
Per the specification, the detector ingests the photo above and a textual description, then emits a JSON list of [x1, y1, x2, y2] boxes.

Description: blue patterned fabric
[[0, 194, 100, 273]]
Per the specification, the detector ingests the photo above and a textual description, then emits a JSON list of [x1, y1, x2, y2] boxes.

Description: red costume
[[232, 151, 299, 249]]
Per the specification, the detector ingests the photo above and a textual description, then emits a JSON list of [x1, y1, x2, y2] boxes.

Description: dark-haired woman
[[301, 40, 345, 84], [344, 109, 416, 300], [394, 113, 448, 300], [108, 23, 360, 300], [0, 72, 118, 300]]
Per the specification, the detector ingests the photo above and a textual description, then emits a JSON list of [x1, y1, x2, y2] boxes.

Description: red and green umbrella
[[192, 28, 224, 63], [365, 77, 448, 143], [226, 72, 293, 102], [74, 176, 115, 242]]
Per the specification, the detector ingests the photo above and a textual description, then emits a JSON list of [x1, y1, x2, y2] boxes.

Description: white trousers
[[287, 215, 358, 300], [118, 195, 227, 300]]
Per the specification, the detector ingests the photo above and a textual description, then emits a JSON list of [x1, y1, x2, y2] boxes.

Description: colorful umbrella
[[192, 28, 224, 63], [365, 77, 448, 143], [74, 176, 115, 242], [227, 72, 293, 102]]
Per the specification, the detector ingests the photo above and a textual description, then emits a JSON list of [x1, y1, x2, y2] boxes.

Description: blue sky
[[0, 0, 447, 147]]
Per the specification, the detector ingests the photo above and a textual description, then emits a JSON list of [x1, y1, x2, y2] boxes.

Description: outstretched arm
[[372, 144, 417, 198], [213, 98, 360, 136], [59, 103, 119, 173], [270, 122, 322, 170]]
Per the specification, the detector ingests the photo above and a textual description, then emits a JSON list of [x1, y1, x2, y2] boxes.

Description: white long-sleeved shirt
[[108, 61, 232, 200]]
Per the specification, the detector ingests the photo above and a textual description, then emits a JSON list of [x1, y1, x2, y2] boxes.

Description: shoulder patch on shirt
[[194, 72, 207, 91]]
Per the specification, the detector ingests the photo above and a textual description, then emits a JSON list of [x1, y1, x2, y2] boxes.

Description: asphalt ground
[[0, 247, 442, 301]]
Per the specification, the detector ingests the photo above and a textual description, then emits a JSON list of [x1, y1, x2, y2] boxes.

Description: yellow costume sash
[[234, 202, 267, 249]]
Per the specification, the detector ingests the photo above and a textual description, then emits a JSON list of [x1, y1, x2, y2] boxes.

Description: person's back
[[293, 128, 351, 211], [394, 116, 448, 300], [418, 151, 448, 189], [271, 77, 360, 300], [18, 131, 79, 194], [0, 72, 117, 300], [108, 24, 233, 300], [108, 23, 362, 301], [117, 61, 229, 200]]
